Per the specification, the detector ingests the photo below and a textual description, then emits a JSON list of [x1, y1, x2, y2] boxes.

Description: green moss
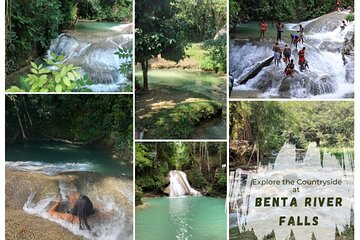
[[139, 100, 222, 139]]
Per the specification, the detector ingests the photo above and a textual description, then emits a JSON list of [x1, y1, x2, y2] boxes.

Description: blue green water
[[74, 21, 122, 33], [136, 196, 226, 240], [234, 21, 296, 42], [5, 140, 132, 177]]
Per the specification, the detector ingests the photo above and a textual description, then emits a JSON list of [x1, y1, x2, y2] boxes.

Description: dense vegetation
[[5, 95, 133, 155], [5, 0, 132, 75], [135, 142, 227, 205], [230, 101, 354, 166], [137, 100, 222, 139], [135, 0, 226, 90], [230, 0, 354, 30]]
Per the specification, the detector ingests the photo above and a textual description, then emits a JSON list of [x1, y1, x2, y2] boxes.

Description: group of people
[[272, 42, 309, 77], [260, 20, 304, 44], [260, 20, 309, 77]]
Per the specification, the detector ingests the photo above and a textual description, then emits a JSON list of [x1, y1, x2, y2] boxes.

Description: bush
[[346, 13, 354, 22], [203, 34, 227, 73], [138, 100, 223, 139], [135, 185, 144, 206], [6, 53, 93, 92]]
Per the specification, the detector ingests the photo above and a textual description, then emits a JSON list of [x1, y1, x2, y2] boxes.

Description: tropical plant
[[6, 53, 93, 92]]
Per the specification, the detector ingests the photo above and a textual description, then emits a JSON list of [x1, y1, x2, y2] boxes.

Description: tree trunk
[[141, 59, 149, 91], [206, 143, 210, 173], [16, 107, 26, 139], [22, 96, 32, 126]]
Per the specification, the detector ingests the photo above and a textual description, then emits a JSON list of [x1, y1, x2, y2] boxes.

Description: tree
[[135, 0, 189, 91]]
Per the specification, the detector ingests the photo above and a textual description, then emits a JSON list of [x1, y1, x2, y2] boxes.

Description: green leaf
[[39, 88, 49, 92], [50, 52, 56, 59], [30, 62, 37, 69], [63, 77, 71, 86], [6, 86, 25, 92], [67, 72, 75, 80], [60, 66, 67, 77], [31, 68, 39, 74], [58, 55, 64, 61], [39, 68, 51, 74], [55, 84, 62, 92], [55, 74, 61, 83]]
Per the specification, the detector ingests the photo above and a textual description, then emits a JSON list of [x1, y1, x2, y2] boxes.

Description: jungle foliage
[[135, 142, 227, 205], [230, 101, 354, 164], [5, 0, 132, 75], [5, 95, 133, 153], [230, 0, 354, 30]]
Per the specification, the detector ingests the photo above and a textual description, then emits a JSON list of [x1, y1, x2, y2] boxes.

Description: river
[[136, 196, 226, 240]]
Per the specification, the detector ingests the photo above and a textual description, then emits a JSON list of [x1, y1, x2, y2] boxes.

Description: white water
[[47, 26, 133, 92], [231, 14, 354, 98], [169, 170, 202, 197], [23, 179, 132, 240], [229, 142, 354, 239], [5, 161, 94, 175]]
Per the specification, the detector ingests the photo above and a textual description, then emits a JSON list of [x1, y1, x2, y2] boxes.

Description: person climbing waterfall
[[290, 34, 300, 48], [260, 20, 268, 40], [298, 47, 309, 72], [276, 21, 284, 42], [298, 25, 305, 44], [336, 0, 341, 11], [284, 59, 295, 77], [272, 42, 282, 67], [340, 20, 347, 31], [48, 192, 95, 230], [283, 44, 291, 64]]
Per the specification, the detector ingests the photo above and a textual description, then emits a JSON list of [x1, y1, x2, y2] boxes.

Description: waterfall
[[229, 142, 354, 240], [47, 25, 133, 92], [169, 170, 201, 197], [230, 12, 354, 98]]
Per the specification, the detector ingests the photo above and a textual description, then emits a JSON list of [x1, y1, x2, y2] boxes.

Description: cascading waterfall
[[229, 142, 354, 240], [230, 12, 354, 98], [47, 23, 133, 92], [169, 170, 201, 197]]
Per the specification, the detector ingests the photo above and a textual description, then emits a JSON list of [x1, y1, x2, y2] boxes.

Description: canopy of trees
[[135, 142, 227, 205], [230, 101, 354, 165], [135, 0, 189, 90], [5, 95, 133, 153], [230, 0, 354, 30], [135, 0, 227, 90]]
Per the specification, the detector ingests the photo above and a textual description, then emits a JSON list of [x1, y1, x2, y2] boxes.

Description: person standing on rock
[[298, 24, 305, 44], [340, 20, 347, 31], [298, 47, 306, 68], [283, 44, 291, 64], [272, 42, 282, 67], [276, 21, 284, 42], [260, 20, 268, 40]]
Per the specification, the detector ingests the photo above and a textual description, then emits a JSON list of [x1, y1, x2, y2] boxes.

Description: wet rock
[[319, 41, 342, 53], [305, 12, 348, 33]]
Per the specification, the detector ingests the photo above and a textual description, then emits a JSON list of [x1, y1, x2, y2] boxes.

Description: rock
[[163, 186, 170, 196], [319, 41, 342, 53], [304, 12, 348, 33], [238, 57, 274, 84]]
